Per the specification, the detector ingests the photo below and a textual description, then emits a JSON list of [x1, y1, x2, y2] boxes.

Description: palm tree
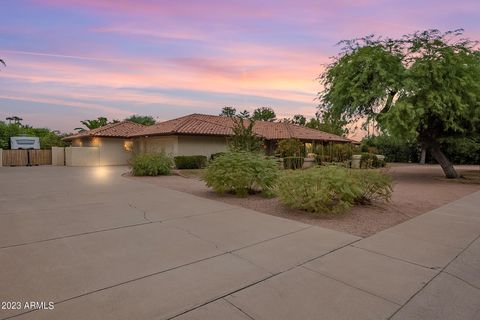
[[77, 117, 109, 130], [6, 116, 22, 125]]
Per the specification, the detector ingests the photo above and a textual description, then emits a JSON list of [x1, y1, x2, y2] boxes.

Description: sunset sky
[[1, 0, 479, 137]]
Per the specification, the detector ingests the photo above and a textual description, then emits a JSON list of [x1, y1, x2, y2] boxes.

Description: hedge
[[174, 155, 208, 169]]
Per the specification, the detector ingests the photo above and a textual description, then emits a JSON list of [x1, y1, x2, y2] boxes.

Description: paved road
[[0, 166, 479, 319]]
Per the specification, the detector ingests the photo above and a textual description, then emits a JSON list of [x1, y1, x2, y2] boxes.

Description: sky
[[1, 0, 479, 137]]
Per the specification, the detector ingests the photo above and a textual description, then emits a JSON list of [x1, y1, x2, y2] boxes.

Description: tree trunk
[[419, 147, 426, 165], [430, 146, 459, 179]]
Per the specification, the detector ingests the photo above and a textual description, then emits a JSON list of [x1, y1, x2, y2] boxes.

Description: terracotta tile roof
[[65, 114, 352, 143], [64, 121, 146, 140], [132, 114, 351, 143]]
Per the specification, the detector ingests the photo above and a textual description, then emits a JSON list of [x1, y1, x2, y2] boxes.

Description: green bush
[[276, 138, 304, 157], [360, 153, 384, 168], [441, 137, 480, 165], [277, 166, 391, 214], [203, 152, 278, 197], [314, 143, 354, 162], [174, 155, 207, 169], [210, 152, 226, 161], [351, 170, 392, 204], [283, 156, 305, 170], [362, 135, 419, 163], [130, 153, 173, 176]]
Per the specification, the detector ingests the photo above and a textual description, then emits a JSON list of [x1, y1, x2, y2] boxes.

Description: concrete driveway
[[0, 166, 479, 319]]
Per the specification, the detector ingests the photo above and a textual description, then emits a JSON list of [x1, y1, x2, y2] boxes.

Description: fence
[[1, 149, 52, 166]]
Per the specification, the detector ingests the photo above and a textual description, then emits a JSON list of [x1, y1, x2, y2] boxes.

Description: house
[[64, 121, 145, 166], [63, 114, 352, 165]]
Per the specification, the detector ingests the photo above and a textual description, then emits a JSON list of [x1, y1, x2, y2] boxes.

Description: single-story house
[[64, 113, 353, 165], [64, 121, 145, 166]]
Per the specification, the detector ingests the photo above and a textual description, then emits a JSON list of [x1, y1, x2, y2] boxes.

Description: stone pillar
[[351, 154, 361, 169]]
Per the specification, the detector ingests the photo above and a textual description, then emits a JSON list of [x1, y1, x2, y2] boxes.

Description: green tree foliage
[[0, 121, 66, 149], [6, 116, 23, 125], [292, 114, 306, 125], [441, 137, 480, 165], [276, 138, 304, 157], [75, 117, 109, 131], [125, 115, 155, 126], [227, 117, 263, 153], [252, 107, 276, 122], [305, 111, 348, 136], [220, 107, 237, 117], [238, 110, 251, 118], [319, 29, 480, 178], [362, 135, 419, 163]]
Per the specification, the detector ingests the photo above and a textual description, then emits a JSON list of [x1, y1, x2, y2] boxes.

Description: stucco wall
[[67, 138, 133, 166], [177, 135, 228, 157], [96, 138, 132, 165], [65, 147, 100, 166], [51, 147, 65, 166], [138, 136, 178, 156]]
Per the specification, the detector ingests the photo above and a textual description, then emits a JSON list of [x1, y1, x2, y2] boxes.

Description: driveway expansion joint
[[301, 265, 402, 306], [386, 233, 480, 319], [350, 243, 442, 270], [223, 298, 257, 320]]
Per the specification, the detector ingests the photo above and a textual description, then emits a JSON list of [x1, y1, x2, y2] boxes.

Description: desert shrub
[[276, 138, 304, 157], [277, 166, 391, 214], [360, 153, 384, 168], [130, 153, 173, 176], [210, 152, 226, 161], [314, 143, 353, 162], [277, 166, 360, 214], [203, 152, 278, 197], [174, 155, 207, 169], [351, 170, 392, 204], [283, 156, 305, 170]]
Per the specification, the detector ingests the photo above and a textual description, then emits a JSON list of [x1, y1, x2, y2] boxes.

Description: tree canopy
[[125, 115, 156, 126], [75, 117, 109, 131], [305, 111, 348, 136], [292, 114, 306, 126], [219, 107, 237, 117], [227, 117, 263, 153], [0, 121, 66, 149], [252, 107, 276, 122], [319, 29, 480, 178]]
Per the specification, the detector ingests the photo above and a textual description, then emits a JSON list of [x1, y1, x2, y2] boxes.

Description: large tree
[[319, 29, 480, 178], [125, 115, 156, 126], [252, 107, 276, 122]]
